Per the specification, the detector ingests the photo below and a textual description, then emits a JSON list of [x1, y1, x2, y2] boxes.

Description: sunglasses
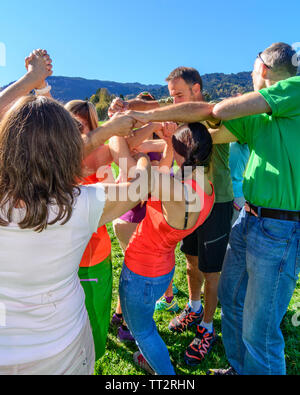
[[257, 52, 272, 69]]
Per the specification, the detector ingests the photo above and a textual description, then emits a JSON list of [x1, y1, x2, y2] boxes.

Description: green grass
[[94, 221, 300, 376]]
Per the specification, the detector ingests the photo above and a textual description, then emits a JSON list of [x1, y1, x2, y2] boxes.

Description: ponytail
[[172, 122, 212, 176]]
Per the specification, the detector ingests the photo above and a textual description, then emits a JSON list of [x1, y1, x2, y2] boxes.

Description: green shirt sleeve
[[259, 76, 300, 118], [223, 115, 257, 147]]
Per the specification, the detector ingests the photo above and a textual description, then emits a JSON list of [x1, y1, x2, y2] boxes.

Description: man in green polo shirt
[[208, 43, 300, 376], [127, 42, 299, 375], [109, 67, 234, 365]]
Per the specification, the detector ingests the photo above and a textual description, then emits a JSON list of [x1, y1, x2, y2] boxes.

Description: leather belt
[[245, 202, 300, 222]]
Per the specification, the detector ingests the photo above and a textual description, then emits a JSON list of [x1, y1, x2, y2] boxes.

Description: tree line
[[90, 72, 255, 120]]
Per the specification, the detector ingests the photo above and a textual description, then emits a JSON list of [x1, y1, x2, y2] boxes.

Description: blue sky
[[0, 0, 299, 86]]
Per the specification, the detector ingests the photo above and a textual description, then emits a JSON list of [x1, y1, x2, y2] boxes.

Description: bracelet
[[233, 201, 242, 211], [34, 82, 51, 96]]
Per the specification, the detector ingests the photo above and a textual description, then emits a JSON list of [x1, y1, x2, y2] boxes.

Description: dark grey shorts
[[180, 201, 233, 273]]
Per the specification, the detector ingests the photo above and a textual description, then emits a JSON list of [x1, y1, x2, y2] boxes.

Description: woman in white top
[[0, 95, 150, 375]]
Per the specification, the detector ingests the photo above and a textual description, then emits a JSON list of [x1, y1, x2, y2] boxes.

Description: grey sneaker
[[133, 351, 155, 375]]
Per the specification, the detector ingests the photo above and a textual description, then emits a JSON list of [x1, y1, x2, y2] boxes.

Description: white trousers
[[0, 319, 95, 375]]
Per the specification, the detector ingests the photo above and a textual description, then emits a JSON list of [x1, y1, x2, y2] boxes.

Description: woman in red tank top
[[119, 123, 215, 375]]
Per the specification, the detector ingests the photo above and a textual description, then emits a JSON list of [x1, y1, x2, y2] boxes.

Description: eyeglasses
[[257, 52, 272, 69]]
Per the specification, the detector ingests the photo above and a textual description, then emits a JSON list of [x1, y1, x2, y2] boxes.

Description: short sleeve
[[259, 76, 300, 118], [223, 116, 253, 145], [84, 184, 106, 234]]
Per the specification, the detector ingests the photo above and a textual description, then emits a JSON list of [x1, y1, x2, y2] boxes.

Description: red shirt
[[125, 179, 215, 277], [80, 173, 111, 267]]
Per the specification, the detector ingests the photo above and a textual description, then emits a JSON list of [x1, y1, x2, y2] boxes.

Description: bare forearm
[[127, 99, 160, 111], [108, 136, 136, 175], [136, 139, 166, 154], [83, 144, 113, 171], [158, 140, 174, 172], [127, 122, 160, 150], [84, 116, 132, 157], [0, 72, 38, 118], [83, 124, 114, 157], [212, 92, 271, 120], [136, 102, 215, 123]]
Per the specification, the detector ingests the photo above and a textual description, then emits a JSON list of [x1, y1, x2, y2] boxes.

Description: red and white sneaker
[[133, 351, 156, 375]]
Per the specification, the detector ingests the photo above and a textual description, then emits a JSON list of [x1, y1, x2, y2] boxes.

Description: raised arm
[[0, 49, 52, 118], [108, 135, 137, 176], [156, 137, 174, 173], [83, 114, 135, 158], [25, 50, 53, 99]]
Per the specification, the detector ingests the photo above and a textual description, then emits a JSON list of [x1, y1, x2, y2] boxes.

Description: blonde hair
[[65, 100, 99, 132]]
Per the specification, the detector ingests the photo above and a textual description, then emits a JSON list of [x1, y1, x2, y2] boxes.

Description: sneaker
[[133, 351, 155, 375], [192, 324, 208, 340], [206, 367, 238, 375], [117, 325, 135, 342], [155, 296, 179, 313], [184, 326, 218, 366], [172, 283, 179, 295], [111, 313, 123, 327], [168, 304, 204, 333]]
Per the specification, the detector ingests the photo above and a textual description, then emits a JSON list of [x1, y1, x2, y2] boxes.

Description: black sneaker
[[168, 304, 204, 333], [184, 326, 218, 365], [206, 367, 238, 375]]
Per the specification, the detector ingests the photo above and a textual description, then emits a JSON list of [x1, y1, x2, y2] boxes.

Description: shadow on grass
[[96, 324, 147, 375], [96, 313, 227, 376]]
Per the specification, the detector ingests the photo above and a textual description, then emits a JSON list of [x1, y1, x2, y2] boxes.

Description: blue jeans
[[119, 264, 176, 375], [218, 208, 300, 375]]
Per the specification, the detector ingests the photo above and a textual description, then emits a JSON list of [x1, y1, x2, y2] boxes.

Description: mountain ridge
[[1, 71, 254, 103]]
